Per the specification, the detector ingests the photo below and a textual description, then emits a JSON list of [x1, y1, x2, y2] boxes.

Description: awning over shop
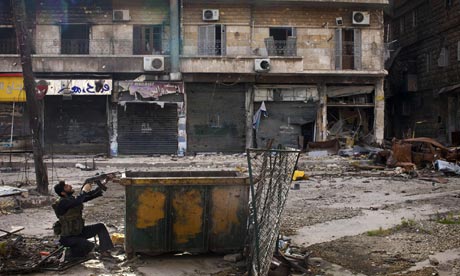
[[327, 86, 374, 98], [438, 83, 460, 95], [44, 79, 112, 95], [0, 74, 26, 102], [117, 81, 184, 99]]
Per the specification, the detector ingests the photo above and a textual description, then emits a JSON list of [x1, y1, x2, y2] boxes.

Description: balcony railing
[[264, 37, 297, 56], [197, 40, 224, 56], [32, 39, 169, 55], [61, 39, 89, 55], [0, 39, 17, 54]]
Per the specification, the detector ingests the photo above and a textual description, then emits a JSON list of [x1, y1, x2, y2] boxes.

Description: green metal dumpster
[[120, 171, 249, 257]]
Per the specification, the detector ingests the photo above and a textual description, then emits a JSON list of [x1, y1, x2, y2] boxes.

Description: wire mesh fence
[[246, 148, 300, 276]]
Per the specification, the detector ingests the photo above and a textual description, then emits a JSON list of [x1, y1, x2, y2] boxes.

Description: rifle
[[82, 171, 122, 192]]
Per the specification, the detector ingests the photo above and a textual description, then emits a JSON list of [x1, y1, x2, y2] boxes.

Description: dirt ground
[[1, 154, 460, 275]]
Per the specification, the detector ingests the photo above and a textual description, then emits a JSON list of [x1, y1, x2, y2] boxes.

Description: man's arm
[[83, 187, 103, 202]]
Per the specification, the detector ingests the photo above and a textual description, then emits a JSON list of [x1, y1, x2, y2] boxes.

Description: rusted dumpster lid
[[120, 170, 249, 186]]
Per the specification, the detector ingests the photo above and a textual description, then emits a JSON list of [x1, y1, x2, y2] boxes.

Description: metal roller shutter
[[44, 96, 108, 154], [118, 103, 178, 155], [187, 84, 246, 153]]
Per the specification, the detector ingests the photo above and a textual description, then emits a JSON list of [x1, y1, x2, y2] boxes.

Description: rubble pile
[[302, 137, 460, 179], [0, 233, 59, 274]]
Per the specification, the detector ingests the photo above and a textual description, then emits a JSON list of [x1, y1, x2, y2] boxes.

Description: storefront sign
[[118, 81, 184, 99], [44, 79, 112, 95], [0, 74, 26, 102]]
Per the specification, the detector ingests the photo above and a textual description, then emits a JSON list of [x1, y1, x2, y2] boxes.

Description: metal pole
[[246, 148, 261, 275], [10, 101, 15, 148]]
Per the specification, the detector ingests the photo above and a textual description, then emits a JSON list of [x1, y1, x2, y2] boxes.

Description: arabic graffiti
[[57, 82, 111, 95], [44, 79, 113, 95], [0, 81, 24, 95]]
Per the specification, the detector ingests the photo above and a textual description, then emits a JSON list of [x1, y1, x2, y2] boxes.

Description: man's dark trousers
[[60, 223, 113, 258]]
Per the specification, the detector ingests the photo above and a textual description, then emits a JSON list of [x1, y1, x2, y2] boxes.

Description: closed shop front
[[117, 103, 178, 154], [253, 86, 318, 149], [0, 74, 31, 151], [44, 79, 112, 154], [187, 83, 246, 153], [114, 81, 185, 155]]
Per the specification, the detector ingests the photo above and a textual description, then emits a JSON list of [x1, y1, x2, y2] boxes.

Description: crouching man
[[52, 180, 114, 260]]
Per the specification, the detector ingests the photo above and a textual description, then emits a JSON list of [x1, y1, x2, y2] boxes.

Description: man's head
[[54, 180, 74, 197]]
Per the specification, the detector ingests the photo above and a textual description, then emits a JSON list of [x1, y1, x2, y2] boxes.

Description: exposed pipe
[[170, 0, 181, 80]]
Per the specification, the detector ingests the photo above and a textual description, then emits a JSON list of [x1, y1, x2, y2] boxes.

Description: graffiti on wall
[[0, 76, 26, 102], [45, 79, 112, 95]]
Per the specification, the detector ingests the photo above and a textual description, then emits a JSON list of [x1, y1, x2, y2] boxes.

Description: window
[[399, 17, 405, 34], [265, 27, 297, 56], [0, 28, 17, 54], [457, 41, 460, 61], [133, 25, 163, 55], [426, 52, 432, 72], [446, 0, 453, 8], [198, 24, 226, 56], [438, 47, 449, 67], [412, 10, 417, 28], [61, 24, 89, 55], [335, 28, 362, 70]]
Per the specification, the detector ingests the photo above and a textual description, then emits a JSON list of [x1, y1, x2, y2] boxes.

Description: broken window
[[198, 24, 226, 56], [426, 52, 432, 72], [399, 16, 405, 34], [0, 28, 17, 54], [457, 41, 460, 62], [412, 9, 417, 28], [265, 27, 297, 56], [335, 28, 362, 70], [438, 47, 449, 67], [133, 25, 163, 55], [61, 24, 90, 55]]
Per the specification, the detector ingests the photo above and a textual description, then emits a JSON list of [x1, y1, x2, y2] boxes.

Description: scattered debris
[[223, 253, 243, 263], [292, 170, 308, 181], [0, 186, 27, 197], [307, 139, 340, 155], [111, 233, 125, 246], [435, 160, 460, 175]]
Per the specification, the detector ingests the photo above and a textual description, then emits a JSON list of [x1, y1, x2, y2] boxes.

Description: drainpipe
[[170, 0, 181, 80]]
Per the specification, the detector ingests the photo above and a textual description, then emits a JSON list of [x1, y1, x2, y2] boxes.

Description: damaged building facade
[[0, 0, 185, 155], [182, 0, 388, 153], [386, 0, 460, 144], [0, 0, 388, 155]]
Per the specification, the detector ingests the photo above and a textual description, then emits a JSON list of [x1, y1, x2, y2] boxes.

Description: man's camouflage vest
[[52, 199, 84, 237]]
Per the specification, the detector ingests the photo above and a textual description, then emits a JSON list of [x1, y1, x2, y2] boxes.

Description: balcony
[[61, 39, 89, 55], [0, 39, 17, 54], [197, 40, 225, 56], [264, 37, 297, 57], [33, 39, 169, 55]]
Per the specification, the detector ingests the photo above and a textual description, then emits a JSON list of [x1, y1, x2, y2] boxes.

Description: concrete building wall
[[387, 0, 460, 142], [182, 2, 385, 71], [35, 25, 60, 55], [34, 0, 170, 56]]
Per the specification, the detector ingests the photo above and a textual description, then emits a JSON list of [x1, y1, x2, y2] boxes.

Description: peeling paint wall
[[187, 83, 246, 153], [182, 2, 385, 71]]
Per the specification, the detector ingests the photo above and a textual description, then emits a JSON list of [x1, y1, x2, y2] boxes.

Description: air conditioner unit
[[144, 56, 164, 72], [352, 11, 370, 25], [113, 10, 130, 21], [202, 9, 219, 21], [255, 59, 270, 72], [335, 17, 343, 26]]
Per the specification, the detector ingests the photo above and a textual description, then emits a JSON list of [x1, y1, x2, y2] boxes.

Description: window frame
[[133, 24, 163, 55], [60, 24, 90, 55]]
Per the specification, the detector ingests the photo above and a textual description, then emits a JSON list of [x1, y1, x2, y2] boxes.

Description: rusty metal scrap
[[390, 138, 460, 168], [391, 142, 412, 163], [307, 139, 340, 154]]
